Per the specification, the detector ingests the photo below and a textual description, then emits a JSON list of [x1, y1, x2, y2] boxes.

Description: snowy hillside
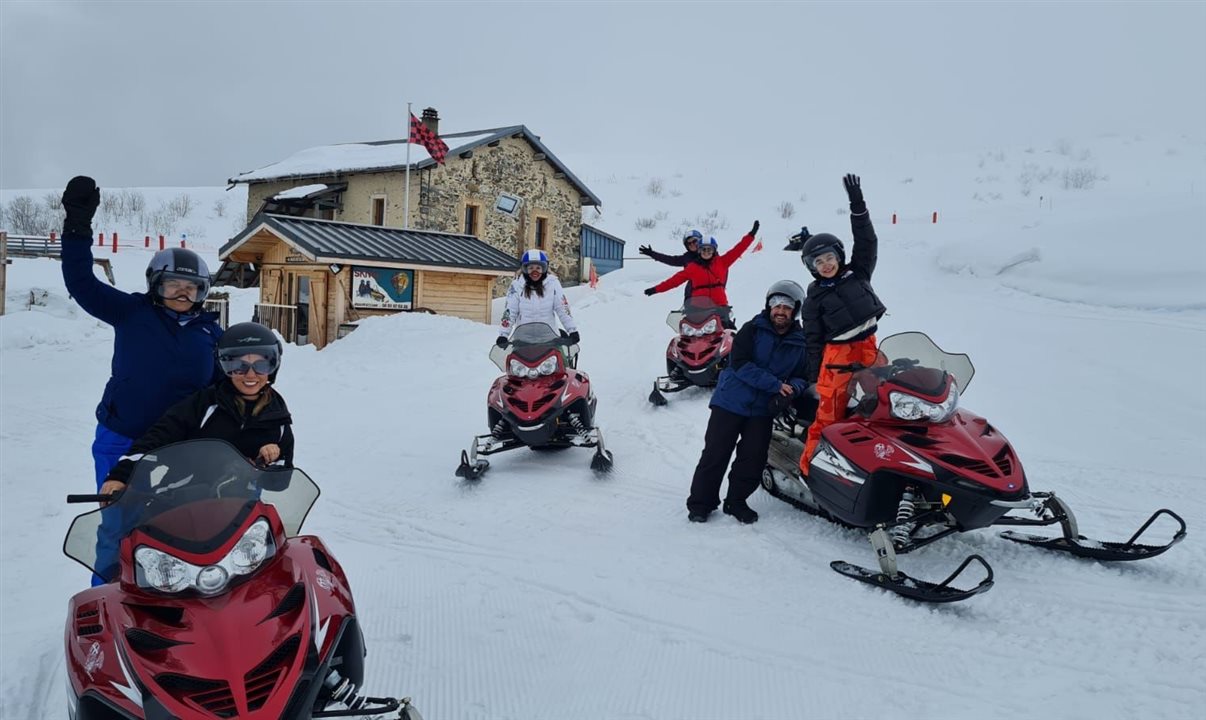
[[2, 135, 1205, 719]]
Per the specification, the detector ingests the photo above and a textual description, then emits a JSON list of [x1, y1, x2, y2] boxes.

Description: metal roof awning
[[221, 214, 521, 275]]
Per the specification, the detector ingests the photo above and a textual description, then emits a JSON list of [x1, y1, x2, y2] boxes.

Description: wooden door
[[310, 276, 328, 348]]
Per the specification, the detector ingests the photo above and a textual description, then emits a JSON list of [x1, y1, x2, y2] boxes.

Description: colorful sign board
[[351, 266, 414, 309]]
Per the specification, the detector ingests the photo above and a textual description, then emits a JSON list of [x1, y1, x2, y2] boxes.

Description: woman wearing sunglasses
[[98, 322, 294, 496]]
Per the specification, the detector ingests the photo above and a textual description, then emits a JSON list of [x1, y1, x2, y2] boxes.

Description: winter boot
[[722, 499, 759, 524], [687, 509, 711, 523]]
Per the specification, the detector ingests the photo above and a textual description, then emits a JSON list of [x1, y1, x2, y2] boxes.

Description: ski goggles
[[767, 294, 796, 309], [219, 352, 279, 377], [808, 251, 839, 269], [157, 277, 206, 300]]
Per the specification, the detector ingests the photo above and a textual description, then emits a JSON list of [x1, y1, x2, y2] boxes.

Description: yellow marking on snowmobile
[[942, 493, 952, 507]]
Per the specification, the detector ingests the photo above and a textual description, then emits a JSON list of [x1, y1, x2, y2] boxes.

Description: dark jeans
[[687, 407, 774, 513]]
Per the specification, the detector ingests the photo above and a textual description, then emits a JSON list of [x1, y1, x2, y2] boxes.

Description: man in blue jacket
[[60, 176, 224, 581], [686, 280, 813, 524]]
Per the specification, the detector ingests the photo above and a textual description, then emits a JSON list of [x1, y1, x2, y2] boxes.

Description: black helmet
[[146, 248, 211, 310], [216, 322, 283, 382], [800, 233, 845, 279], [765, 279, 806, 319], [682, 229, 703, 250]]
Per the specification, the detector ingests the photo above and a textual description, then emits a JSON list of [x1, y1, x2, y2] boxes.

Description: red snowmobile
[[762, 332, 1187, 604], [648, 297, 735, 406], [456, 322, 613, 479], [63, 439, 423, 719]]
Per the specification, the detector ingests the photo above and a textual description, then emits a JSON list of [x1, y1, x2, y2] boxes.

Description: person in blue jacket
[[685, 280, 813, 524], [60, 176, 223, 581]]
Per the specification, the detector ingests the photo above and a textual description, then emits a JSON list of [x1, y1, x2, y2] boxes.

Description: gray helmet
[[765, 279, 806, 319], [146, 248, 211, 310], [800, 233, 845, 279]]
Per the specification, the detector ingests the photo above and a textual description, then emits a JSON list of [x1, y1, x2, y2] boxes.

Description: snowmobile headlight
[[889, 385, 959, 423], [536, 356, 559, 376], [680, 322, 700, 337], [135, 546, 191, 593], [700, 319, 718, 335], [508, 359, 529, 377], [135, 518, 277, 596]]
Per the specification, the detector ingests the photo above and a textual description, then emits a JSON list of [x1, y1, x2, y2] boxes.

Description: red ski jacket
[[652, 232, 756, 306]]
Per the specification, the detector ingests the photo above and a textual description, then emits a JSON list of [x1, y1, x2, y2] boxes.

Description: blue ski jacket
[[710, 311, 810, 418], [61, 233, 224, 438]]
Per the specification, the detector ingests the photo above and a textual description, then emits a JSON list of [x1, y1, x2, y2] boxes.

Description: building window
[[534, 216, 549, 250], [371, 196, 386, 226], [464, 203, 481, 236]]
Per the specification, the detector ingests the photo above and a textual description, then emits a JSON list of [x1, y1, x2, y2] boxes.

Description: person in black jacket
[[639, 229, 701, 301], [99, 322, 294, 494], [798, 174, 887, 474], [686, 280, 811, 524]]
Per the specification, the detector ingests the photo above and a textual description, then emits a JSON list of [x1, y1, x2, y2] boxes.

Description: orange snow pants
[[801, 335, 879, 474]]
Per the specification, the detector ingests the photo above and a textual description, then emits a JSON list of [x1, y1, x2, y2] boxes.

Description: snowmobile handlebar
[[66, 493, 120, 504], [824, 362, 867, 374]]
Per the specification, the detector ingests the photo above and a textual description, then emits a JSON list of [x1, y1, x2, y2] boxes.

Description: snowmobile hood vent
[[266, 583, 306, 620], [245, 634, 302, 711], [125, 627, 188, 653], [154, 673, 236, 717]]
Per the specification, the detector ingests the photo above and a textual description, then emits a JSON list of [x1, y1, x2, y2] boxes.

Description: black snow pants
[[687, 406, 774, 513]]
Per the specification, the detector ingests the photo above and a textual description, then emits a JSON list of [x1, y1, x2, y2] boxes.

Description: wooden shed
[[220, 214, 519, 349]]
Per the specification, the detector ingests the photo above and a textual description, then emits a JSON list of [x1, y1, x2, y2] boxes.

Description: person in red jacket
[[644, 221, 759, 325]]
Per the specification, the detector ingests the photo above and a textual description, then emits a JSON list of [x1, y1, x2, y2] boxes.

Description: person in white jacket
[[497, 249, 579, 346]]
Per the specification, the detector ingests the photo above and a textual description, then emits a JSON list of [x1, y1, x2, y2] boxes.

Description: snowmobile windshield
[[665, 298, 730, 333], [860, 332, 976, 394], [63, 439, 320, 576], [490, 322, 573, 371]]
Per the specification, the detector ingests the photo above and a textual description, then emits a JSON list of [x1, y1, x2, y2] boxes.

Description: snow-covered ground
[[2, 134, 1205, 719]]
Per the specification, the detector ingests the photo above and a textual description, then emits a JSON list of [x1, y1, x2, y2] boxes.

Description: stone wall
[[241, 134, 588, 297]]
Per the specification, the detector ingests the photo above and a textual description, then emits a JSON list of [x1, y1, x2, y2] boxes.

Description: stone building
[[228, 109, 603, 295]]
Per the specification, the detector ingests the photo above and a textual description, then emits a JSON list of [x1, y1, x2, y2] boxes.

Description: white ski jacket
[[498, 274, 577, 338]]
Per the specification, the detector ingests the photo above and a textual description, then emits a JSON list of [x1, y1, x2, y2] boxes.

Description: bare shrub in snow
[[777, 201, 795, 219], [99, 189, 146, 224], [1054, 138, 1074, 156], [3, 195, 59, 235], [165, 193, 194, 219], [695, 210, 728, 235], [634, 216, 658, 230], [644, 178, 664, 197], [900, 178, 913, 184], [1062, 167, 1099, 190], [211, 198, 227, 218]]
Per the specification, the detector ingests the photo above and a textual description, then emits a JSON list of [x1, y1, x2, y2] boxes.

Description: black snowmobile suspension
[[567, 412, 592, 443], [889, 486, 918, 548], [314, 669, 412, 717]]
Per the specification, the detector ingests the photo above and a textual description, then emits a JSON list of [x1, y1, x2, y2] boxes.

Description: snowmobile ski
[[591, 428, 614, 472], [455, 446, 490, 480], [999, 508, 1186, 561], [830, 554, 994, 604]]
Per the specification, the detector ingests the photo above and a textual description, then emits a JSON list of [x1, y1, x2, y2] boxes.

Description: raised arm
[[844, 174, 878, 279], [59, 177, 139, 324]]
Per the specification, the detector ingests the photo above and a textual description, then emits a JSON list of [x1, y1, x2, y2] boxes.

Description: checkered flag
[[409, 112, 449, 164]]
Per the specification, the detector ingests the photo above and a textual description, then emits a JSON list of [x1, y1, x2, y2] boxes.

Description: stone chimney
[[421, 107, 439, 136]]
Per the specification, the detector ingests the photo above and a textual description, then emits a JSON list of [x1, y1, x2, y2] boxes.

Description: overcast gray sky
[[2, 0, 1203, 190]]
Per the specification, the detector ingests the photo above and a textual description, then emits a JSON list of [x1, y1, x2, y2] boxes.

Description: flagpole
[[404, 102, 412, 230]]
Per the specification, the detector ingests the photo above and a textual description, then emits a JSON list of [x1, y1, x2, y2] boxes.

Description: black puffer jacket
[[801, 210, 887, 382], [106, 381, 294, 485]]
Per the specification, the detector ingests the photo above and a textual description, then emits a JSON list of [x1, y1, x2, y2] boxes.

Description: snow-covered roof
[[228, 126, 602, 206], [272, 183, 331, 200]]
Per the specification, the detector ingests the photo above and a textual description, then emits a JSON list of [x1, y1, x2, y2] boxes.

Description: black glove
[[638, 244, 653, 256], [749, 220, 760, 237], [768, 393, 792, 415], [643, 287, 657, 296], [843, 174, 866, 214], [61, 175, 100, 237], [568, 331, 580, 344], [495, 336, 509, 348]]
